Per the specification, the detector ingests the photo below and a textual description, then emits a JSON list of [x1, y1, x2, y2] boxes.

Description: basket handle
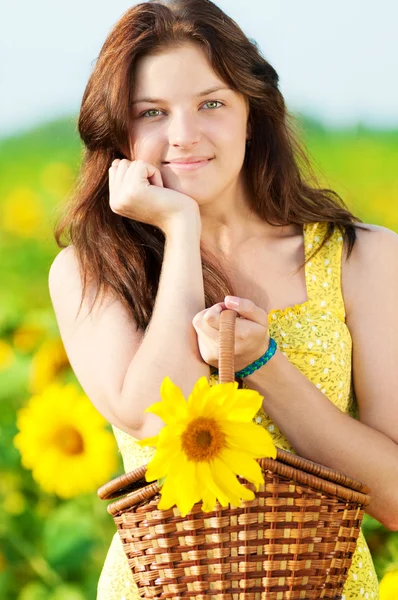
[[218, 308, 238, 384]]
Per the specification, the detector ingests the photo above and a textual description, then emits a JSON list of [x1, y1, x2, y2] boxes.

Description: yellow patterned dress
[[97, 221, 379, 600]]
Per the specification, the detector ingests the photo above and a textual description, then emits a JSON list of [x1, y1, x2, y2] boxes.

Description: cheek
[[130, 130, 164, 164], [209, 122, 246, 165], [213, 110, 246, 140], [216, 133, 247, 173]]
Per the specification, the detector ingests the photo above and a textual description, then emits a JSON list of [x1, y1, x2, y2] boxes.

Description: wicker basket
[[98, 309, 370, 599]]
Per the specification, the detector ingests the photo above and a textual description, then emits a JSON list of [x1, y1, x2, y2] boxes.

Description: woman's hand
[[108, 158, 199, 233], [192, 296, 270, 372]]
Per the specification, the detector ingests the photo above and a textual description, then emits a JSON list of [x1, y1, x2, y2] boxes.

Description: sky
[[2, 0, 398, 138]]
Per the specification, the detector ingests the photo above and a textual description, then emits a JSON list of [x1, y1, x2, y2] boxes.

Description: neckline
[[267, 222, 312, 318]]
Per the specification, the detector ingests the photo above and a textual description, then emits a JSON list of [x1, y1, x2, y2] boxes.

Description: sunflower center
[[181, 417, 226, 462], [55, 426, 84, 456]]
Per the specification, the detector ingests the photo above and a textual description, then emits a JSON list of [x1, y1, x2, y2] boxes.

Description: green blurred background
[[1, 113, 397, 599]]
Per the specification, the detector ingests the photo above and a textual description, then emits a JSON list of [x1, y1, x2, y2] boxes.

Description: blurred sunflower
[[379, 570, 398, 600], [1, 186, 46, 239], [13, 382, 118, 498], [12, 322, 47, 353], [29, 338, 70, 393], [0, 339, 15, 371], [3, 491, 26, 515], [138, 375, 276, 517]]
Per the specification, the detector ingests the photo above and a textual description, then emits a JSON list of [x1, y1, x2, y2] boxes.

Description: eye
[[140, 108, 163, 118], [139, 100, 224, 119], [202, 100, 224, 110]]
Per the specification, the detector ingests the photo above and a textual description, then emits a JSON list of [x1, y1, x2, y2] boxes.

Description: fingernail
[[226, 296, 239, 308]]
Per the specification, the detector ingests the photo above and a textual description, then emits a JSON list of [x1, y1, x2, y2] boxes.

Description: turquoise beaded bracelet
[[212, 336, 277, 379]]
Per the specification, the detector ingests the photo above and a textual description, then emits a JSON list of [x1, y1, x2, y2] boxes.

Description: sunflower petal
[[211, 457, 255, 502], [173, 457, 201, 517], [186, 377, 215, 418], [208, 462, 243, 508], [195, 461, 217, 512], [157, 423, 184, 447], [158, 475, 178, 510], [219, 448, 264, 491], [221, 389, 264, 422], [160, 376, 188, 408], [196, 461, 230, 507], [186, 376, 211, 411], [145, 443, 181, 481], [188, 380, 238, 419], [144, 377, 188, 424], [136, 435, 159, 448], [201, 488, 217, 513], [220, 421, 277, 458]]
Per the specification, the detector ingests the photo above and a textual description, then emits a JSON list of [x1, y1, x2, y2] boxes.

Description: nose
[[167, 111, 201, 147]]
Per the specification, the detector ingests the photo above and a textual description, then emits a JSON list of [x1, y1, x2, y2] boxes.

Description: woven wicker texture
[[109, 469, 366, 599]]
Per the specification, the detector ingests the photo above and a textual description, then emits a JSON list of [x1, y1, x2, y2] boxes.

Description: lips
[[163, 158, 213, 164], [162, 158, 213, 171]]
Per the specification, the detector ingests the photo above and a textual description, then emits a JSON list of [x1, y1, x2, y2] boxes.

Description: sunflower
[[137, 375, 276, 517], [14, 382, 118, 498], [379, 570, 398, 600], [0, 340, 15, 371], [1, 186, 46, 239], [12, 322, 47, 353], [29, 338, 70, 393]]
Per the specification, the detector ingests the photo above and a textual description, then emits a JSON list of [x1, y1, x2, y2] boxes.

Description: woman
[[48, 1, 397, 598]]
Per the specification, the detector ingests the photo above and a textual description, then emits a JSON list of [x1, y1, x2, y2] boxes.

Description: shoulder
[[342, 222, 398, 317], [48, 245, 79, 285], [48, 245, 93, 303]]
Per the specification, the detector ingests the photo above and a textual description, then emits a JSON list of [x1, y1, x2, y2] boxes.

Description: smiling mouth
[[162, 158, 213, 164], [162, 158, 214, 171]]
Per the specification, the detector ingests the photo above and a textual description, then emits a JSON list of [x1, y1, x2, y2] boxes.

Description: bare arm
[[49, 208, 210, 442], [119, 210, 210, 438]]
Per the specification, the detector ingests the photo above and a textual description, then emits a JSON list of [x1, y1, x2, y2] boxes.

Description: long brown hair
[[54, 0, 367, 331]]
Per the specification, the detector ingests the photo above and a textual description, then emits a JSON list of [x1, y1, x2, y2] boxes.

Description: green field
[[1, 114, 397, 599]]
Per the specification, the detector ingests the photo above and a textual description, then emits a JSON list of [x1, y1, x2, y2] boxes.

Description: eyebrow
[[132, 85, 231, 105]]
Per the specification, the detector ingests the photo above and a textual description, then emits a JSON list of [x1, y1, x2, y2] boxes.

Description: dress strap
[[304, 222, 346, 321]]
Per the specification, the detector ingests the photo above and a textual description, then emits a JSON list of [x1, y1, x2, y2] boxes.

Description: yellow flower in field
[[379, 570, 398, 600], [138, 376, 276, 517], [3, 491, 26, 515], [13, 382, 118, 498], [12, 322, 47, 353], [0, 340, 15, 371], [29, 338, 70, 393], [1, 186, 46, 238]]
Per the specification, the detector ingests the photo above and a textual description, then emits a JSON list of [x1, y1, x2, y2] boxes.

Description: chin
[[163, 176, 215, 197]]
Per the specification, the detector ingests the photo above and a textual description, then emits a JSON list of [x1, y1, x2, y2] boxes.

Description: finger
[[196, 316, 219, 344], [224, 297, 268, 326], [128, 159, 158, 187], [203, 304, 224, 329], [115, 158, 131, 187], [148, 166, 164, 187], [108, 164, 117, 198]]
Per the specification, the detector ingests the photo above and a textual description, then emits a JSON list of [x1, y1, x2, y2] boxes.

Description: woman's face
[[129, 42, 251, 206]]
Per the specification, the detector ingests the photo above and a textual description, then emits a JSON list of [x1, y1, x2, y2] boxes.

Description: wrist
[[211, 336, 277, 379], [162, 207, 201, 238], [235, 337, 277, 378]]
